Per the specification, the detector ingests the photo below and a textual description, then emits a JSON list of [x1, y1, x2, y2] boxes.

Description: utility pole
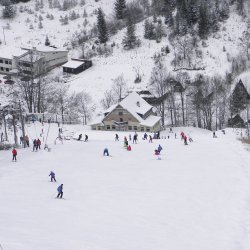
[[19, 100, 26, 148]]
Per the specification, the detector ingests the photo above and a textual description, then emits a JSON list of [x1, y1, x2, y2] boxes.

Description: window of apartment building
[[146, 128, 150, 132], [6, 68, 9, 72], [0, 67, 3, 71], [9, 61, 12, 65], [107, 125, 110, 130], [118, 111, 123, 116], [128, 126, 132, 130], [112, 125, 116, 130], [141, 127, 144, 132], [134, 126, 137, 130], [120, 118, 123, 122], [5, 60, 8, 64], [0, 60, 3, 63]]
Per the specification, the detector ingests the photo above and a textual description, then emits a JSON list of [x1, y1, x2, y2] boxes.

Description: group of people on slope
[[180, 132, 193, 145], [77, 134, 88, 142], [33, 139, 41, 151]]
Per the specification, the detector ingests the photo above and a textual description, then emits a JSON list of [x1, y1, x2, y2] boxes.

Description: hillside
[[0, 0, 249, 110]]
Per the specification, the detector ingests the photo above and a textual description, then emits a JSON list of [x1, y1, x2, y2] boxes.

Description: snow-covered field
[[1, 123, 250, 250]]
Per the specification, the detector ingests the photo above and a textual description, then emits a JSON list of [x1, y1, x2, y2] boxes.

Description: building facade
[[91, 92, 161, 132]]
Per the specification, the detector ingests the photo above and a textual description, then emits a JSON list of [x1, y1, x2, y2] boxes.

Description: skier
[[12, 148, 17, 162], [213, 131, 216, 138], [37, 138, 41, 149], [154, 149, 161, 160], [184, 135, 188, 145], [57, 184, 63, 198], [84, 134, 88, 142], [33, 139, 37, 151], [25, 135, 29, 147], [127, 145, 132, 151], [133, 133, 138, 144], [103, 148, 109, 156], [77, 134, 82, 141], [180, 132, 185, 140], [49, 171, 56, 182], [158, 144, 163, 154], [143, 133, 148, 140], [129, 134, 132, 141], [115, 134, 119, 141], [149, 135, 153, 143], [175, 133, 177, 139]]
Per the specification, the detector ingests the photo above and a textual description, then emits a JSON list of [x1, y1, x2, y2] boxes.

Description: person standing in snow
[[115, 134, 119, 141], [49, 171, 56, 182], [57, 184, 63, 198], [12, 148, 17, 162], [33, 139, 37, 151], [158, 144, 163, 154], [154, 149, 161, 160], [184, 135, 188, 145], [127, 145, 132, 151], [77, 134, 82, 141], [84, 134, 88, 142], [149, 135, 153, 143], [129, 134, 132, 141], [103, 148, 109, 156], [37, 138, 41, 149]]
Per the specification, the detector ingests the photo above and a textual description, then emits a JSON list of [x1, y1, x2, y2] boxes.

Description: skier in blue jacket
[[158, 144, 163, 154], [49, 171, 56, 182], [57, 184, 63, 198]]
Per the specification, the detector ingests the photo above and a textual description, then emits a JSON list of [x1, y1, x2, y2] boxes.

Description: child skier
[[57, 184, 63, 198], [103, 148, 109, 156], [154, 149, 161, 160], [127, 145, 132, 151], [12, 148, 17, 162], [84, 134, 88, 142], [49, 171, 56, 182]]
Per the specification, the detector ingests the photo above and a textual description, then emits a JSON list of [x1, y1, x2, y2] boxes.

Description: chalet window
[[141, 127, 144, 131], [128, 126, 132, 130], [5, 60, 8, 64], [118, 111, 123, 116], [112, 125, 116, 129], [97, 126, 101, 130], [6, 68, 9, 72], [134, 126, 137, 130], [0, 60, 3, 63], [120, 118, 123, 122], [107, 125, 110, 130], [146, 128, 150, 132]]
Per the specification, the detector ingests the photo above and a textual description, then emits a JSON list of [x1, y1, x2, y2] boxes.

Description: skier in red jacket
[[12, 148, 17, 162]]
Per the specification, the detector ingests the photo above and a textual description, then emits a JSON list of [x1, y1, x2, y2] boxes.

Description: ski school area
[[1, 122, 250, 250]]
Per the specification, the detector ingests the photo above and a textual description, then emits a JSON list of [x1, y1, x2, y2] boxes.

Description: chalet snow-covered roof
[[63, 60, 85, 69], [120, 92, 152, 116], [100, 92, 161, 127], [140, 115, 161, 127]]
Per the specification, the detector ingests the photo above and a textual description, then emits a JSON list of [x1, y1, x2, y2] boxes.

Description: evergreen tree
[[144, 20, 155, 40], [122, 16, 138, 49], [187, 0, 199, 26], [97, 8, 108, 44], [198, 3, 209, 39], [2, 2, 16, 18], [45, 35, 50, 46], [114, 0, 126, 19]]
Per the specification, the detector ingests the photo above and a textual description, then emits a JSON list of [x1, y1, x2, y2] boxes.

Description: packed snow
[[1, 123, 250, 250]]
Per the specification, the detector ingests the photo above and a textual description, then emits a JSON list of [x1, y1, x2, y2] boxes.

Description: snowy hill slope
[[0, 0, 248, 109], [1, 124, 250, 250]]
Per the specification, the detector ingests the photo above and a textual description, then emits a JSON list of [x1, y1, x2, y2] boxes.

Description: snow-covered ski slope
[[1, 123, 250, 250]]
